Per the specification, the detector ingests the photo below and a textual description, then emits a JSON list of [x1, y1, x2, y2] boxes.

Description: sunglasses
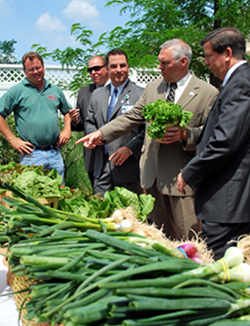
[[87, 65, 105, 73]]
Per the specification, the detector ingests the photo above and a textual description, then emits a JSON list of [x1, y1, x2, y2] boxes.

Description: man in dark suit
[[85, 49, 144, 196], [76, 40, 218, 240], [69, 56, 110, 186], [177, 27, 250, 259]]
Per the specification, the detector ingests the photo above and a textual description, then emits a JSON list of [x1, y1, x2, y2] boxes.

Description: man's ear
[[179, 56, 187, 67], [224, 47, 233, 62]]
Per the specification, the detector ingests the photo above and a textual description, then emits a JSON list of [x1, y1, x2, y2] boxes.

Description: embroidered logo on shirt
[[48, 95, 57, 100]]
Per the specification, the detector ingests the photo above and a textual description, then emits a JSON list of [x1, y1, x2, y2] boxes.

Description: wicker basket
[[12, 273, 50, 326]]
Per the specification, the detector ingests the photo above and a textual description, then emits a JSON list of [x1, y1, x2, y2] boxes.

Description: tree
[[0, 39, 18, 64], [33, 1, 250, 91], [0, 39, 20, 165], [32, 24, 99, 95], [102, 0, 250, 85]]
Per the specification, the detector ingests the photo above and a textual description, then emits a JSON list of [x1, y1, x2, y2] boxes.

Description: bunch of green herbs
[[142, 99, 194, 139]]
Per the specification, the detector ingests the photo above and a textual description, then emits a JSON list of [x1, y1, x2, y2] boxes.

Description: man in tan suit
[[76, 39, 218, 240]]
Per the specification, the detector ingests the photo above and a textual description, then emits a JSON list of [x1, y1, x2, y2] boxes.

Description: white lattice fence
[[130, 68, 161, 87], [0, 64, 161, 105], [0, 64, 77, 84]]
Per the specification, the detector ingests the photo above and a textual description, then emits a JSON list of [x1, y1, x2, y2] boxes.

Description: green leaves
[[56, 186, 155, 222], [142, 99, 193, 139], [104, 187, 155, 221], [0, 164, 63, 198]]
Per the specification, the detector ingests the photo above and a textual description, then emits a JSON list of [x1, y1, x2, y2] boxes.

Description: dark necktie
[[105, 87, 118, 154], [107, 87, 118, 122], [166, 82, 177, 102]]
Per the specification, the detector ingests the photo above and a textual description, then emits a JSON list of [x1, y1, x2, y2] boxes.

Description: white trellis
[[0, 64, 77, 84], [0, 64, 161, 106]]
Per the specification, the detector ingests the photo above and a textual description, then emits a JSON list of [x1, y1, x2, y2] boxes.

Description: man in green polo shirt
[[0, 51, 71, 184]]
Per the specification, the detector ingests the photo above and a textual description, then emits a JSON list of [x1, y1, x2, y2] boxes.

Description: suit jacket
[[86, 79, 144, 182], [101, 73, 218, 196], [71, 83, 96, 172], [182, 62, 250, 223]]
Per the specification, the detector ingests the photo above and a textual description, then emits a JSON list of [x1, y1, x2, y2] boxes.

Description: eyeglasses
[[87, 65, 105, 74]]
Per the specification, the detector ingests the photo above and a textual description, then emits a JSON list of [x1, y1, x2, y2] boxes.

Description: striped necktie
[[166, 82, 177, 102]]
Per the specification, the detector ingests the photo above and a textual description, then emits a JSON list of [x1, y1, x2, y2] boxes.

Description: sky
[[0, 0, 131, 64]]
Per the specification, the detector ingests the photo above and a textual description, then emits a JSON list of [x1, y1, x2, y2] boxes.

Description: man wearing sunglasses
[[69, 56, 110, 187]]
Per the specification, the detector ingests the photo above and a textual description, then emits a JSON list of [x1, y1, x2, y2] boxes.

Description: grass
[[63, 132, 93, 193]]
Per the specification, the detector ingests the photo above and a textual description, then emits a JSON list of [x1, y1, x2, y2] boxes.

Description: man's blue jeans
[[20, 147, 65, 185]]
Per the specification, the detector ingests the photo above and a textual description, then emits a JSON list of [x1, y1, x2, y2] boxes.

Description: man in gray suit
[[84, 49, 144, 197], [177, 28, 250, 259], [69, 56, 110, 186], [76, 40, 218, 240]]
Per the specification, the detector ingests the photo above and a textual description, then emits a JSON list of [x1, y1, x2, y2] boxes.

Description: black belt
[[35, 145, 57, 151]]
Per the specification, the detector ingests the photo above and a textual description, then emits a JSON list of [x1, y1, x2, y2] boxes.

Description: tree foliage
[[32, 0, 250, 91], [0, 39, 18, 64], [103, 0, 250, 83]]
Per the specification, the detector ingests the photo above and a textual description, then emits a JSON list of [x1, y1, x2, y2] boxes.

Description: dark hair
[[22, 51, 44, 69], [200, 27, 245, 60], [105, 49, 128, 65]]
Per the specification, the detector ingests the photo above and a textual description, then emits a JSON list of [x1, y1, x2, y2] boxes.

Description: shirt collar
[[96, 79, 110, 88], [176, 70, 192, 88], [110, 78, 129, 97], [222, 60, 247, 86], [168, 71, 192, 103], [23, 77, 50, 89]]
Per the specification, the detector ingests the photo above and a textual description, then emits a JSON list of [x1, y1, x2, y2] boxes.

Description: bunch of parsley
[[142, 99, 193, 139]]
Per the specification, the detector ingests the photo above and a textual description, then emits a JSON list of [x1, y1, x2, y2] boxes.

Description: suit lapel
[[102, 84, 111, 122], [157, 79, 168, 100], [177, 74, 199, 110]]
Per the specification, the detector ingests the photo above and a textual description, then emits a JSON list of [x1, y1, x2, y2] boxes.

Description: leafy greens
[[142, 99, 193, 139], [59, 187, 155, 222]]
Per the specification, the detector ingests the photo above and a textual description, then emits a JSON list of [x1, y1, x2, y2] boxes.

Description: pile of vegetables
[[142, 100, 194, 139], [0, 163, 66, 198], [1, 184, 250, 325], [0, 183, 155, 243], [3, 229, 250, 326], [58, 186, 155, 223]]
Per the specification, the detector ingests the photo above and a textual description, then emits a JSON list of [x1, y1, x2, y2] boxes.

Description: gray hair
[[160, 39, 192, 66]]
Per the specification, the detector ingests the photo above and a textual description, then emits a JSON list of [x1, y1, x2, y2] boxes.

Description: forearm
[[63, 113, 71, 133], [0, 116, 16, 144]]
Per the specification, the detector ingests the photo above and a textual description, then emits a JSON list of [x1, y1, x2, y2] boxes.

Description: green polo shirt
[[0, 78, 72, 146]]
